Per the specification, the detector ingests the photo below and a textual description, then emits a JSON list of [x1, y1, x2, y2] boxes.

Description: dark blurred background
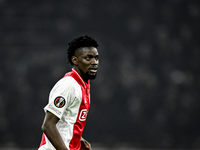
[[0, 0, 200, 149]]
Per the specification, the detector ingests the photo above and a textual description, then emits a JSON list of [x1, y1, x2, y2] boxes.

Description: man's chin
[[88, 74, 97, 80]]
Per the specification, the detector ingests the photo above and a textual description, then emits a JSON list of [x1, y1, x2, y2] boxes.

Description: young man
[[38, 35, 99, 150]]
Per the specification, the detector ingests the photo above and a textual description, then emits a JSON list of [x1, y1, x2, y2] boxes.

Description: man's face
[[74, 47, 99, 80]]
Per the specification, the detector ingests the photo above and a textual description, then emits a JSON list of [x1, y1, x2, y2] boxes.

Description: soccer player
[[38, 35, 99, 150]]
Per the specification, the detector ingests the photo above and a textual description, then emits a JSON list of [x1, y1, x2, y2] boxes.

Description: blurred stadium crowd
[[0, 0, 200, 149]]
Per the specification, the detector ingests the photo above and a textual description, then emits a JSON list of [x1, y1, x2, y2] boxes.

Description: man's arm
[[42, 111, 68, 150], [80, 137, 91, 150]]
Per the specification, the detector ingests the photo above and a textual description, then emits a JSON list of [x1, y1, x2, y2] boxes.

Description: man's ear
[[71, 56, 78, 66]]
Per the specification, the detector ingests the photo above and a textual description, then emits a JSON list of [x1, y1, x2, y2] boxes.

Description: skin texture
[[80, 137, 91, 150], [42, 46, 99, 150], [72, 47, 99, 82], [42, 111, 67, 150]]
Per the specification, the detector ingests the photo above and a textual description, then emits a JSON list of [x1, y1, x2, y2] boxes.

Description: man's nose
[[91, 58, 98, 65]]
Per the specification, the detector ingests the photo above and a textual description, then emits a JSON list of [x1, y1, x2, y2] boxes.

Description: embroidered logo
[[54, 96, 65, 108], [79, 109, 88, 121]]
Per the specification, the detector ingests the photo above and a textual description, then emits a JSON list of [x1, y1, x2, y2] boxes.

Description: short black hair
[[67, 35, 99, 65]]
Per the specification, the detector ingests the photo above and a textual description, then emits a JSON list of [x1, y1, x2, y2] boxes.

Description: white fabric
[[41, 76, 82, 150]]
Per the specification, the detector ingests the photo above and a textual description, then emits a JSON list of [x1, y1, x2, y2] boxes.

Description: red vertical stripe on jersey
[[69, 85, 90, 150], [65, 69, 90, 150], [39, 133, 46, 147]]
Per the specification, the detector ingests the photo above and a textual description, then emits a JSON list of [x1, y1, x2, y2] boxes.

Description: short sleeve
[[44, 77, 77, 119]]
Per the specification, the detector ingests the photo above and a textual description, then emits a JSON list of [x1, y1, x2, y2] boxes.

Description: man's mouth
[[89, 68, 98, 73]]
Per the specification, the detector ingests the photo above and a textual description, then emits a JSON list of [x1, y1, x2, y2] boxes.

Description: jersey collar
[[72, 68, 90, 88]]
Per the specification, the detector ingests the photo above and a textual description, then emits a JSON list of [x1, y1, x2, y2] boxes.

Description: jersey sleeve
[[44, 77, 77, 119]]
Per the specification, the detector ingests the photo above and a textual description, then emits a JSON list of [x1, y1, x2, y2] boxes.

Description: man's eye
[[86, 57, 90, 60]]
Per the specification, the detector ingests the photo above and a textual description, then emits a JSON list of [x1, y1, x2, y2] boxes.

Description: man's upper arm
[[43, 111, 60, 127], [44, 77, 77, 119]]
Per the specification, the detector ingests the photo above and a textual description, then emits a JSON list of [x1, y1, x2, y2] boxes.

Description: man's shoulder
[[58, 75, 78, 86], [52, 71, 82, 91], [50, 76, 81, 96]]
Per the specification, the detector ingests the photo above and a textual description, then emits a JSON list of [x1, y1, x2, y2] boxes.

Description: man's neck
[[73, 67, 88, 83]]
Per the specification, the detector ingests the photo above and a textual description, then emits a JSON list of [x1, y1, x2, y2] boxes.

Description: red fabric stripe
[[66, 69, 90, 150], [69, 86, 89, 150], [39, 133, 46, 147]]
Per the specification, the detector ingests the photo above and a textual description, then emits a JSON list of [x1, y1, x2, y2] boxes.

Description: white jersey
[[39, 68, 90, 150]]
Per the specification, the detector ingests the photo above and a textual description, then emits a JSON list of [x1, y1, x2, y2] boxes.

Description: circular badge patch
[[54, 96, 65, 108]]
